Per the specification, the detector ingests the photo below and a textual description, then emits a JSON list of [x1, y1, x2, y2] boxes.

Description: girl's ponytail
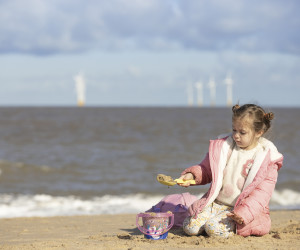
[[264, 112, 274, 121], [232, 104, 240, 112], [263, 112, 274, 132]]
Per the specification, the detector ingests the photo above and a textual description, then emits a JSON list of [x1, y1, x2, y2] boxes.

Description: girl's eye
[[241, 132, 246, 135]]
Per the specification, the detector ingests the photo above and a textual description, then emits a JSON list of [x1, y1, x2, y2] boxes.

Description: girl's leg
[[204, 203, 236, 238], [183, 203, 213, 236]]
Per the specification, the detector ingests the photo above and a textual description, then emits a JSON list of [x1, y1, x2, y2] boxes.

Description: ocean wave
[[0, 193, 166, 218], [271, 189, 300, 209], [0, 189, 299, 218]]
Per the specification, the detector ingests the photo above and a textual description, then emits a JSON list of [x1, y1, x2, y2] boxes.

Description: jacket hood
[[258, 137, 283, 166]]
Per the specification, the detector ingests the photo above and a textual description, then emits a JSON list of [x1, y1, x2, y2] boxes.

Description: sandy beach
[[0, 210, 299, 250]]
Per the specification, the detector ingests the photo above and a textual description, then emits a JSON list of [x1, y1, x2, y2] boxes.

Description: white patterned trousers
[[183, 201, 236, 238]]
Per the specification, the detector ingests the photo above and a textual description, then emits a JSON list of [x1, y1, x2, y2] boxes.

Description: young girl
[[177, 104, 283, 238]]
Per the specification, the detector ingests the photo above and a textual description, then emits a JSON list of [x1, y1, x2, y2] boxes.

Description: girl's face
[[232, 117, 263, 150]]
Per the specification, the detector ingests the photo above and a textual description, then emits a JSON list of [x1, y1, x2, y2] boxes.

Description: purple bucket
[[136, 211, 174, 240]]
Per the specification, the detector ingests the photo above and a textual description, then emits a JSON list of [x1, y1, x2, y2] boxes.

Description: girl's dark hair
[[232, 104, 274, 133]]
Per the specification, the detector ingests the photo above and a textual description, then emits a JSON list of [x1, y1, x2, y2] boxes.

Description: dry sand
[[0, 210, 299, 250]]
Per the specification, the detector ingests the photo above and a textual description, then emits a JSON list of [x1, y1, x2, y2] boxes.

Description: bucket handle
[[136, 212, 174, 236]]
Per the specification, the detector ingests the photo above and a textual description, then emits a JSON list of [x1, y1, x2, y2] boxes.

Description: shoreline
[[0, 210, 299, 249]]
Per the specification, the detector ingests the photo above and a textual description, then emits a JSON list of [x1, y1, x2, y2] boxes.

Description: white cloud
[[127, 65, 141, 77], [0, 0, 299, 55]]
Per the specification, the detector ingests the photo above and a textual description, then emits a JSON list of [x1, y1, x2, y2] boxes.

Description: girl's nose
[[233, 132, 239, 140]]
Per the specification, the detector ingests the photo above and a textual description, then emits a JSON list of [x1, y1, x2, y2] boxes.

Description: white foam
[[270, 189, 300, 209], [0, 193, 166, 218], [0, 189, 299, 218]]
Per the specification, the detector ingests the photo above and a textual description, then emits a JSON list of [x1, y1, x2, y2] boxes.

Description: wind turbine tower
[[195, 81, 203, 107], [74, 72, 86, 107], [224, 73, 233, 107], [187, 84, 194, 107], [208, 77, 216, 107]]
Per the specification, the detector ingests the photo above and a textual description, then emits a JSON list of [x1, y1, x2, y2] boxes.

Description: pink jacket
[[182, 134, 283, 237]]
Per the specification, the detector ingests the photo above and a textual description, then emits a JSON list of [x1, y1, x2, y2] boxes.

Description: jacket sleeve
[[234, 162, 279, 224], [181, 152, 212, 185]]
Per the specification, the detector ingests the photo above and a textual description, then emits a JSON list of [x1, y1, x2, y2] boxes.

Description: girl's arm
[[180, 152, 212, 185], [233, 162, 279, 224]]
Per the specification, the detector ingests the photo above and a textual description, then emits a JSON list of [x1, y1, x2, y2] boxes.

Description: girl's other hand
[[177, 173, 194, 187], [227, 212, 244, 225]]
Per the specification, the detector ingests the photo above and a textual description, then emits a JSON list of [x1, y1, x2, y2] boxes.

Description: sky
[[0, 0, 299, 107]]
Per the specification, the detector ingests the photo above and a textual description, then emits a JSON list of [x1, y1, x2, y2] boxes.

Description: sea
[[0, 107, 299, 218]]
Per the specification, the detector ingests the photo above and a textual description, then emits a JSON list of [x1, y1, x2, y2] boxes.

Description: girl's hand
[[227, 212, 244, 225], [177, 173, 194, 187]]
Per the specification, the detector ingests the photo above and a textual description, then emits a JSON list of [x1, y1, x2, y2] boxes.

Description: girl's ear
[[256, 130, 264, 138]]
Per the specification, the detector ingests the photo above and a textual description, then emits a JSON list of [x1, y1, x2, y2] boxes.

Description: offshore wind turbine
[[208, 77, 216, 107], [224, 73, 233, 107], [195, 81, 203, 107], [74, 72, 86, 107]]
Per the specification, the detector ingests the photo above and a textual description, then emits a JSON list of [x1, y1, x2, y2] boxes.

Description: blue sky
[[0, 0, 299, 107]]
